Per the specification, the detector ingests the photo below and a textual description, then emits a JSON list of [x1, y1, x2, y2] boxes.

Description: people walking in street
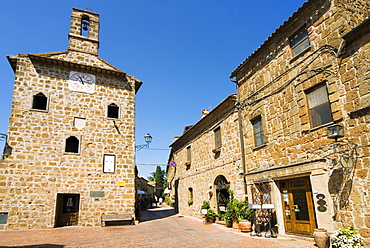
[[154, 195, 158, 206], [159, 197, 163, 206]]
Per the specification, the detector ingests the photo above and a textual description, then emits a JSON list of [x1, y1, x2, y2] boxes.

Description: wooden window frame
[[252, 116, 265, 147], [306, 83, 333, 128], [290, 26, 310, 57]]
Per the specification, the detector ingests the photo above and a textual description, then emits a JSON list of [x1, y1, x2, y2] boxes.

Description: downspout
[[231, 77, 248, 201]]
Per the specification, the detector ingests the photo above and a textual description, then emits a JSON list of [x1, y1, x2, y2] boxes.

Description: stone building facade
[[167, 95, 245, 219], [231, 0, 369, 242], [0, 8, 142, 229]]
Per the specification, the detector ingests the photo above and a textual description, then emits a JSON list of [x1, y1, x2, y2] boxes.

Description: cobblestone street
[[0, 205, 316, 248]]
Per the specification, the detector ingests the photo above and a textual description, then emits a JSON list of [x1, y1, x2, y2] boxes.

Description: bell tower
[[68, 8, 100, 55]]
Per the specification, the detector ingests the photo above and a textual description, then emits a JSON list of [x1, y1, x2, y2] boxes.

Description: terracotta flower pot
[[232, 218, 240, 229], [313, 228, 329, 248], [239, 219, 252, 232]]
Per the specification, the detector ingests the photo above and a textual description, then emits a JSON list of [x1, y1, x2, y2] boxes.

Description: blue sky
[[0, 0, 304, 178]]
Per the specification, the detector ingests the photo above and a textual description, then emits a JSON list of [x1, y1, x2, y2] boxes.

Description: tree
[[148, 166, 166, 189]]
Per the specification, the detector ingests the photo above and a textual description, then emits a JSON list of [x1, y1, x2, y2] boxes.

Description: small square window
[[107, 103, 119, 119], [65, 136, 79, 153], [252, 116, 265, 147], [32, 92, 48, 111], [307, 84, 333, 127], [290, 27, 310, 56]]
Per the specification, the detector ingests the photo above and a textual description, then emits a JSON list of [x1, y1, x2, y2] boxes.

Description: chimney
[[201, 109, 209, 118]]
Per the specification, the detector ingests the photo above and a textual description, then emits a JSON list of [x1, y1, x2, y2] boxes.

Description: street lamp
[[136, 133, 153, 151]]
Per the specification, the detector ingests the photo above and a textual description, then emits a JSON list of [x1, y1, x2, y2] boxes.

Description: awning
[[137, 190, 146, 195]]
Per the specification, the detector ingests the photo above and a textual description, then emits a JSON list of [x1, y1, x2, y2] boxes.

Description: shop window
[[107, 103, 119, 119], [306, 83, 333, 127], [290, 26, 310, 56], [32, 92, 48, 111], [252, 116, 265, 147], [65, 136, 79, 153]]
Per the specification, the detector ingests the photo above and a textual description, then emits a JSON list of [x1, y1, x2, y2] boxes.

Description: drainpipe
[[231, 77, 248, 202]]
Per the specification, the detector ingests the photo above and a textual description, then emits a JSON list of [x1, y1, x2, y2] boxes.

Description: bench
[[101, 214, 134, 226]]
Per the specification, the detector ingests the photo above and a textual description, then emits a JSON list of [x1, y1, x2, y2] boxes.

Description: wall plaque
[[90, 191, 105, 198]]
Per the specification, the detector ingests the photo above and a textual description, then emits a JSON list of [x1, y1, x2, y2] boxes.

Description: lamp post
[[136, 133, 152, 151]]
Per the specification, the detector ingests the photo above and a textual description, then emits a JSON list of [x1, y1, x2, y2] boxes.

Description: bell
[[82, 19, 89, 31]]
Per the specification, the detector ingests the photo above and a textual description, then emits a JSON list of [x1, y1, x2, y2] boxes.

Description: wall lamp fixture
[[136, 133, 153, 151]]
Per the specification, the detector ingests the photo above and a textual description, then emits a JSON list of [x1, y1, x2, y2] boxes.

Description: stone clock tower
[[0, 8, 142, 229]]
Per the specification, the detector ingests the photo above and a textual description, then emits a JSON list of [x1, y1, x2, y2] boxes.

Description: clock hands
[[78, 76, 85, 85]]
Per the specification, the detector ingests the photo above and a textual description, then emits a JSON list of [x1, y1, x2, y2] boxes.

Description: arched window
[[32, 92, 47, 111], [81, 15, 90, 37], [107, 103, 119, 119], [65, 136, 79, 153]]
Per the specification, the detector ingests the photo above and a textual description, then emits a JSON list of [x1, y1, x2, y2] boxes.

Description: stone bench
[[101, 214, 134, 226]]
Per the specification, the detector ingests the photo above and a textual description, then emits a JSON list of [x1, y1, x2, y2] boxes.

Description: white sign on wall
[[103, 154, 115, 173]]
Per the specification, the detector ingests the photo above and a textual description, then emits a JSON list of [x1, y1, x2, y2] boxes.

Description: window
[[214, 127, 222, 149], [307, 84, 333, 127], [186, 146, 191, 162], [188, 188, 193, 201], [252, 116, 265, 147], [32, 92, 47, 111], [107, 103, 119, 119], [65, 136, 79, 153], [290, 27, 310, 56]]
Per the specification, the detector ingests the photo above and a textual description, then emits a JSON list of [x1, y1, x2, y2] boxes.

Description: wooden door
[[55, 194, 80, 227], [280, 177, 316, 236]]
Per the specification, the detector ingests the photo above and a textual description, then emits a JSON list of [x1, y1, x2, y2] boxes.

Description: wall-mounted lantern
[[327, 124, 344, 141]]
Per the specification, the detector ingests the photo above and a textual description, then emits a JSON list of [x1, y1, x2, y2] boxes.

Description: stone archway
[[214, 175, 230, 215]]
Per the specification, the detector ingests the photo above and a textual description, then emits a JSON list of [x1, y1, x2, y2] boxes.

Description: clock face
[[68, 71, 96, 93]]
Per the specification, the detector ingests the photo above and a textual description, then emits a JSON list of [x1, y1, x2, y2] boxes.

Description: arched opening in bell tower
[[81, 15, 90, 37]]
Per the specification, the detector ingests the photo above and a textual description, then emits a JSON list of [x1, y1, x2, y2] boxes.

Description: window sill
[[289, 46, 311, 63], [30, 108, 48, 113], [63, 152, 80, 155], [252, 143, 267, 151], [302, 121, 338, 134], [212, 148, 221, 153]]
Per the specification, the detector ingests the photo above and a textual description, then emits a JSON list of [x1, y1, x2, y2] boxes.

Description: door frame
[[279, 176, 316, 236], [55, 193, 80, 227]]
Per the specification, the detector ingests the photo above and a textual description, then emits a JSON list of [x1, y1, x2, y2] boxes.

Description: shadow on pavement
[[139, 207, 177, 222]]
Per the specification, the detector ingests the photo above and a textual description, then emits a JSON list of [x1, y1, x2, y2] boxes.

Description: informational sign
[[103, 154, 115, 173], [90, 191, 105, 198], [170, 161, 177, 167]]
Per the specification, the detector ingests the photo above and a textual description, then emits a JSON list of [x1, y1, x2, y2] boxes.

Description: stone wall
[[168, 96, 244, 219], [0, 8, 138, 229], [232, 0, 369, 240]]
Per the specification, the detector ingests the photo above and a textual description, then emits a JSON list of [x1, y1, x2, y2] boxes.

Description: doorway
[[215, 175, 229, 214], [280, 177, 316, 236], [55, 193, 80, 227]]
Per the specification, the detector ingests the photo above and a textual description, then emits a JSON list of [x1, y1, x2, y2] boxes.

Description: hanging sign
[[170, 161, 177, 167]]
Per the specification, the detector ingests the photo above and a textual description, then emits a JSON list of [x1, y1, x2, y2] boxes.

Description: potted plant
[[187, 199, 193, 206], [221, 190, 252, 231], [331, 226, 362, 248], [204, 208, 219, 224], [209, 190, 213, 197], [201, 200, 210, 215]]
